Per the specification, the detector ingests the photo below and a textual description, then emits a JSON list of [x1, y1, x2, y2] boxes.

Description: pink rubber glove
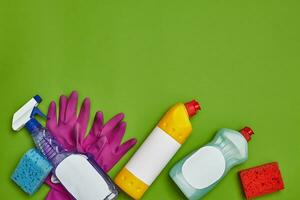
[[46, 91, 90, 151], [82, 112, 137, 172], [45, 91, 137, 200]]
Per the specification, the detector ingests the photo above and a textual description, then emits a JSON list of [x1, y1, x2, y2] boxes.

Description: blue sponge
[[11, 148, 53, 195]]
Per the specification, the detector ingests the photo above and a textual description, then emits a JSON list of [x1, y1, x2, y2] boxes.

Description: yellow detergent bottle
[[115, 100, 201, 199]]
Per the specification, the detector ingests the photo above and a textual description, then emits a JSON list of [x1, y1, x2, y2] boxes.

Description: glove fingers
[[83, 111, 104, 148], [86, 136, 107, 155], [96, 137, 107, 152], [91, 111, 104, 136], [82, 133, 97, 150], [117, 138, 137, 157], [58, 95, 67, 124], [109, 121, 127, 145], [74, 123, 84, 152], [65, 91, 78, 122], [46, 101, 57, 130], [77, 98, 90, 141], [101, 113, 124, 138], [97, 137, 136, 172]]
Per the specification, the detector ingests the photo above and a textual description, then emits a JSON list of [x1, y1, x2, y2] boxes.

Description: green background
[[0, 0, 299, 199]]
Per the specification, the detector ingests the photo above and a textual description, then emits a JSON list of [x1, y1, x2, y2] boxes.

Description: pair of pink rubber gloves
[[45, 91, 137, 200]]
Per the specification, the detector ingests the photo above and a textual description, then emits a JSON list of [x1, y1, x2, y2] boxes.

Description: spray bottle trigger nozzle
[[31, 107, 48, 120]]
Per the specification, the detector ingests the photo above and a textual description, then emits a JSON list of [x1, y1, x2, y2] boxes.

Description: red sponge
[[239, 162, 284, 199]]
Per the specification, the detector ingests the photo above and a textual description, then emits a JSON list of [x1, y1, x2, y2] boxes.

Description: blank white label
[[182, 146, 225, 189], [126, 127, 181, 185], [55, 154, 111, 200]]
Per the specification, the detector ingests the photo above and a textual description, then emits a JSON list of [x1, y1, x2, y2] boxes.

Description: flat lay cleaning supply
[[11, 148, 52, 195], [170, 127, 254, 200], [239, 162, 284, 199], [115, 100, 201, 199], [43, 91, 137, 200], [12, 95, 118, 200]]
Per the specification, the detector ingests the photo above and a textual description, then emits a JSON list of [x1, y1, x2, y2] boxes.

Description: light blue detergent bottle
[[169, 127, 254, 200], [12, 95, 118, 200]]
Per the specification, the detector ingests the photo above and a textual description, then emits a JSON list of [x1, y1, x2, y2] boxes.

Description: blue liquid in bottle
[[26, 118, 119, 200], [13, 95, 118, 200]]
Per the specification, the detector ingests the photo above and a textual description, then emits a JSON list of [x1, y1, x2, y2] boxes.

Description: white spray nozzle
[[12, 95, 42, 131]]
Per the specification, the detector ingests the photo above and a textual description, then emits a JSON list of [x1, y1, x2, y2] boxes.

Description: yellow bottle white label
[[126, 127, 181, 185], [115, 103, 194, 199]]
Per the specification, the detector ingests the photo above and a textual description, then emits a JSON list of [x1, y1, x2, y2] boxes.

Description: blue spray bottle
[[12, 95, 118, 200]]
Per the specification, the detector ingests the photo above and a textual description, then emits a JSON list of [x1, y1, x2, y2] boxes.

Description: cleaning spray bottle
[[12, 95, 118, 200], [169, 127, 254, 200], [115, 100, 201, 199]]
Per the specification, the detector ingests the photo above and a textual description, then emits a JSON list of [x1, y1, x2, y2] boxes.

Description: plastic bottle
[[12, 95, 118, 200], [169, 127, 254, 200], [115, 100, 201, 199]]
